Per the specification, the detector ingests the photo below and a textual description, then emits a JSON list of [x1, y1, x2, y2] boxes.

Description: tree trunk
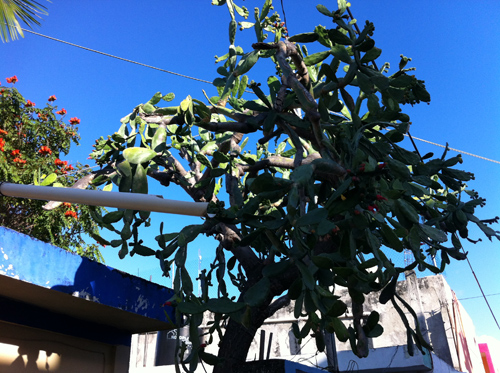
[[213, 316, 261, 373]]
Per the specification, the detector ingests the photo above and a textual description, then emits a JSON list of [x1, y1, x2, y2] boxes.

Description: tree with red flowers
[[0, 76, 103, 261]]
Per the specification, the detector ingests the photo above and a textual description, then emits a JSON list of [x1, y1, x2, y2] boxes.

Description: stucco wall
[[0, 320, 129, 372]]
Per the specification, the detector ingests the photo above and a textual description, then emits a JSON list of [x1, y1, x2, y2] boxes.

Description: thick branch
[[237, 153, 321, 173], [197, 121, 257, 133], [210, 223, 261, 274]]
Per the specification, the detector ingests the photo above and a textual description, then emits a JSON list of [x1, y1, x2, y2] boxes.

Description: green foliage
[[0, 0, 48, 42], [0, 79, 103, 262], [86, 0, 499, 370]]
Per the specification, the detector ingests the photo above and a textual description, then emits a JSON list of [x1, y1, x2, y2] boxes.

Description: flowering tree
[[0, 76, 103, 261], [76, 0, 498, 371]]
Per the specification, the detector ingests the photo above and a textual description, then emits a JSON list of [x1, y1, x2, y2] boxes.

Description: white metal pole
[[0, 182, 208, 217]]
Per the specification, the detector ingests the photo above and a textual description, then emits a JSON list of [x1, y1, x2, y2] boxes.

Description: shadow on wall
[[0, 332, 106, 372]]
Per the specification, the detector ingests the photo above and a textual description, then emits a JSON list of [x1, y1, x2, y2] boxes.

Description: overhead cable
[[20, 28, 214, 85], [20, 28, 500, 166]]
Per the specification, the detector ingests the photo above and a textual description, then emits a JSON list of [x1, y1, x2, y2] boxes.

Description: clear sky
[[2, 0, 500, 344]]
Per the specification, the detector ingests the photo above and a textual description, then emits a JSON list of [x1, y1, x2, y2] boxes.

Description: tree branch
[[197, 121, 258, 134], [210, 222, 262, 274]]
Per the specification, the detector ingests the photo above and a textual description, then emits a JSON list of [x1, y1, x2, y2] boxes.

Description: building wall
[[0, 320, 129, 372], [131, 274, 486, 373]]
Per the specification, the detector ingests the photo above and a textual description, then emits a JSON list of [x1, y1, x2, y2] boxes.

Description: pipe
[[0, 182, 208, 217]]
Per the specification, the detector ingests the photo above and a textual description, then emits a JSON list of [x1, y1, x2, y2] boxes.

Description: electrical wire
[[20, 28, 214, 85], [459, 293, 500, 301], [404, 134, 500, 164], [17, 27, 500, 166], [461, 252, 500, 332]]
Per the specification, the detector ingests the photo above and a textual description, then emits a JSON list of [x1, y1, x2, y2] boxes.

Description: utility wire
[[404, 134, 500, 164], [20, 27, 500, 167], [459, 293, 500, 301], [20, 28, 214, 85], [462, 250, 500, 332]]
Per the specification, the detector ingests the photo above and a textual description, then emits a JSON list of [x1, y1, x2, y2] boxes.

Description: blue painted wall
[[0, 227, 175, 323]]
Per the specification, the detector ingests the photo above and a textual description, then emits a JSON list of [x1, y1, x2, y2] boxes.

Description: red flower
[[56, 108, 67, 115], [6, 75, 18, 84], [69, 117, 80, 125], [25, 100, 35, 107], [54, 158, 68, 167], [63, 202, 72, 208], [37, 113, 48, 121], [64, 210, 78, 219], [0, 129, 7, 135], [0, 138, 5, 151], [48, 95, 57, 102], [162, 301, 173, 307], [66, 164, 74, 171], [11, 149, 20, 156], [376, 194, 387, 201], [377, 163, 387, 169], [13, 157, 26, 164], [39, 146, 52, 155], [367, 205, 378, 212]]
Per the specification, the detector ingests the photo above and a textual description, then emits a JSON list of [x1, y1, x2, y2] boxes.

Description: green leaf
[[177, 301, 207, 314], [162, 93, 175, 102], [41, 173, 57, 186], [379, 274, 398, 304], [303, 50, 331, 66], [133, 244, 156, 256], [196, 153, 213, 169], [396, 199, 419, 224], [178, 224, 205, 246], [360, 47, 382, 64], [330, 45, 351, 64], [205, 298, 246, 314], [152, 127, 167, 153], [132, 164, 148, 194], [263, 260, 291, 277], [330, 318, 349, 342], [288, 32, 319, 43], [387, 158, 410, 179], [418, 224, 448, 243], [328, 29, 352, 45], [380, 223, 404, 252], [102, 210, 124, 224], [316, 4, 332, 16], [148, 92, 162, 105], [244, 277, 270, 306], [296, 208, 328, 227], [143, 103, 155, 114], [123, 147, 157, 164], [296, 261, 315, 290], [103, 183, 113, 192], [233, 50, 260, 77]]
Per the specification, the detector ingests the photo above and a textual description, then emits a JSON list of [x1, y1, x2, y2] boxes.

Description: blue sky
[[2, 1, 500, 342]]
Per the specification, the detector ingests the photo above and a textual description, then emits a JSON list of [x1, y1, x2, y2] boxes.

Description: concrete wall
[[0, 320, 129, 372], [131, 273, 485, 373]]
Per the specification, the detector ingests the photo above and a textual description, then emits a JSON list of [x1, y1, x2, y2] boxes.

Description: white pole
[[0, 182, 208, 217]]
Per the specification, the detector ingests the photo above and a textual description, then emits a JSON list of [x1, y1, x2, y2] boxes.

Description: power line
[[20, 28, 214, 85], [462, 250, 500, 332], [459, 293, 500, 301], [20, 28, 500, 166], [404, 134, 500, 165]]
